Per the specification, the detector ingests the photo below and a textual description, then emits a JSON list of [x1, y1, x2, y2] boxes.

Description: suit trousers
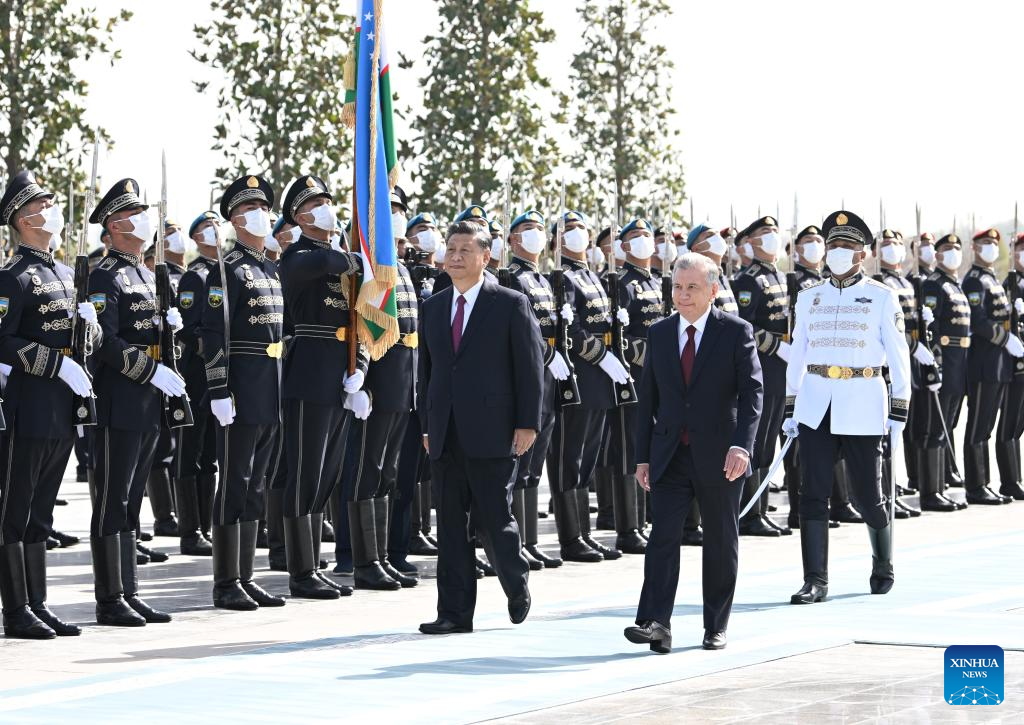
[[283, 399, 351, 518], [433, 421, 529, 628], [348, 411, 408, 501], [213, 422, 277, 524], [0, 429, 73, 544], [546, 406, 606, 494], [91, 427, 160, 537], [635, 444, 742, 632]]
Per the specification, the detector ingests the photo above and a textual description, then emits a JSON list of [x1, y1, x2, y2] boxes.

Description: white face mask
[[741, 242, 753, 260], [264, 234, 281, 253], [862, 245, 873, 261], [977, 242, 999, 264], [939, 248, 962, 271], [880, 244, 906, 266], [563, 227, 589, 253], [519, 227, 546, 255], [490, 236, 504, 258], [800, 240, 824, 264], [116, 210, 152, 243], [235, 208, 272, 237], [28, 204, 65, 236], [330, 234, 342, 251], [586, 246, 604, 267], [656, 241, 677, 263], [199, 226, 219, 246], [704, 233, 727, 257], [287, 227, 302, 243], [919, 245, 935, 265], [391, 212, 406, 240], [757, 231, 781, 257], [626, 234, 654, 260], [49, 234, 61, 252], [165, 230, 195, 255], [304, 204, 336, 233], [826, 247, 857, 277], [614, 238, 626, 261], [434, 243, 446, 263], [415, 229, 440, 253]]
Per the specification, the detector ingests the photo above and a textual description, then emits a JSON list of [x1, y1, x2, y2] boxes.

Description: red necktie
[[452, 294, 466, 352], [680, 324, 695, 444]]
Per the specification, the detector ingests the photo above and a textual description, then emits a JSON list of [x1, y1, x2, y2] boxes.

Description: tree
[[0, 1, 132, 234], [405, 0, 563, 216], [191, 1, 354, 209], [568, 0, 684, 222]]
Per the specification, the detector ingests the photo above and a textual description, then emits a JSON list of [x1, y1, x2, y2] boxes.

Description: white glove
[[921, 306, 934, 324], [344, 390, 372, 420], [165, 307, 183, 332], [776, 341, 791, 363], [150, 363, 187, 397], [598, 352, 629, 384], [71, 301, 98, 325], [1016, 298, 1024, 315], [1005, 333, 1024, 358], [561, 303, 574, 326], [887, 420, 906, 454], [616, 308, 630, 326], [913, 344, 936, 366], [547, 351, 570, 381], [57, 357, 93, 397], [210, 396, 235, 427], [0, 363, 7, 388], [343, 369, 365, 394], [928, 381, 941, 392], [782, 418, 799, 438]]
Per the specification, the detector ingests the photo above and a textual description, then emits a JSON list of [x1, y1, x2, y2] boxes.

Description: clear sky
[[74, 0, 1021, 240]]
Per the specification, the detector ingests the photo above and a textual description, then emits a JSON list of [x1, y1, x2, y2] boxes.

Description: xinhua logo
[[944, 645, 1004, 705]]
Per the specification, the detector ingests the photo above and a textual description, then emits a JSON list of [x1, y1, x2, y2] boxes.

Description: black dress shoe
[[137, 542, 168, 563], [829, 520, 841, 529], [2, 606, 56, 639], [54, 498, 69, 506], [681, 528, 703, 546], [476, 557, 497, 577], [966, 486, 1007, 505], [920, 493, 958, 512], [702, 630, 727, 650], [180, 534, 213, 556], [389, 557, 420, 575], [289, 573, 341, 599], [51, 530, 80, 548], [560, 538, 603, 563], [31, 605, 81, 636], [521, 547, 544, 571], [316, 571, 354, 595], [1000, 481, 1024, 500], [45, 537, 59, 550], [153, 517, 179, 538], [583, 535, 621, 560], [213, 582, 259, 611], [937, 492, 967, 510], [508, 589, 531, 624], [139, 531, 153, 542], [830, 503, 863, 524], [765, 517, 792, 535], [525, 544, 562, 568], [126, 595, 171, 623], [739, 517, 781, 537], [382, 561, 419, 588], [425, 534, 439, 548], [893, 506, 910, 519], [615, 530, 647, 555], [242, 581, 286, 607], [790, 581, 828, 604], [96, 598, 146, 627], [408, 533, 438, 556], [895, 498, 921, 517], [623, 620, 672, 654], [419, 618, 472, 635]]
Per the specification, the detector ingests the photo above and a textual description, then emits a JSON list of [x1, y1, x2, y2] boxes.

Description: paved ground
[[0, 438, 1021, 723]]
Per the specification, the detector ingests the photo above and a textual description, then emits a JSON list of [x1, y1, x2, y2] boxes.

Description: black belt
[[807, 364, 882, 380], [293, 324, 349, 342], [230, 339, 283, 358]]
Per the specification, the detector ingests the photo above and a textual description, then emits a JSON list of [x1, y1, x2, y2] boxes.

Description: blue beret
[[686, 223, 710, 249], [489, 218, 503, 234], [406, 212, 438, 234], [188, 211, 220, 238], [548, 210, 588, 236], [617, 218, 652, 240], [272, 214, 290, 236], [454, 204, 488, 223], [511, 209, 545, 232]]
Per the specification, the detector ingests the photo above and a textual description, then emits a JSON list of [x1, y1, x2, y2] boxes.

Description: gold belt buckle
[[960, 337, 970, 348], [402, 331, 419, 349], [840, 366, 854, 380], [827, 365, 841, 379], [336, 327, 347, 342], [940, 335, 950, 346], [862, 366, 874, 379], [266, 341, 283, 358]]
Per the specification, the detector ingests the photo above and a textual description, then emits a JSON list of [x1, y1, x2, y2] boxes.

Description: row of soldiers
[[1, 166, 1022, 640]]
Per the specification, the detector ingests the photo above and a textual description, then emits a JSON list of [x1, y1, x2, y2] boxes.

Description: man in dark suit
[[625, 252, 763, 653], [417, 220, 544, 635]]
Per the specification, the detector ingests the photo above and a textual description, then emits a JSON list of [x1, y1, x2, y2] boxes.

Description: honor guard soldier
[[278, 174, 365, 600], [688, 224, 738, 314], [202, 175, 288, 611], [607, 218, 664, 555], [0, 172, 99, 638], [921, 234, 971, 510], [961, 228, 1020, 504], [732, 215, 791, 536], [432, 205, 497, 294], [547, 217, 627, 563], [996, 232, 1024, 500], [173, 212, 223, 556], [88, 178, 186, 626], [503, 209, 569, 569], [784, 209, 910, 604]]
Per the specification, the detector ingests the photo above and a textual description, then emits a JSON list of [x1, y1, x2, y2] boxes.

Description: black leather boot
[[553, 491, 602, 562], [312, 512, 352, 595], [1, 542, 56, 639], [760, 468, 791, 535], [212, 523, 258, 610], [919, 448, 957, 511], [578, 487, 621, 559], [376, 497, 418, 587], [265, 488, 288, 571], [24, 541, 79, 636], [284, 515, 340, 599], [965, 443, 1007, 505], [996, 440, 1024, 500], [739, 471, 779, 536], [50, 529, 79, 548], [867, 523, 894, 594], [121, 531, 171, 622], [594, 466, 615, 530], [787, 463, 801, 529], [239, 520, 285, 606], [147, 467, 179, 537], [790, 519, 828, 604], [91, 534, 145, 627], [175, 475, 212, 556], [613, 473, 646, 554], [512, 489, 542, 571], [523, 486, 561, 568], [348, 500, 400, 590]]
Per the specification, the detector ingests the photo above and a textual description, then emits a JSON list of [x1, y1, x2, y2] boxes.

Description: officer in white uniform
[[783, 210, 911, 605]]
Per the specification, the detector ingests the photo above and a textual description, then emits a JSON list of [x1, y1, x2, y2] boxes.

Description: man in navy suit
[[625, 253, 763, 653], [417, 221, 545, 635]]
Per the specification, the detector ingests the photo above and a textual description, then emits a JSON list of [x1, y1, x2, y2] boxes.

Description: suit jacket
[[418, 278, 544, 461], [635, 307, 763, 486]]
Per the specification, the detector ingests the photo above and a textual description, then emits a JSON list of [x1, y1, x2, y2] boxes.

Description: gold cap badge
[[246, 177, 259, 188], [765, 216, 776, 226], [836, 213, 848, 225], [124, 181, 133, 193], [306, 177, 316, 188]]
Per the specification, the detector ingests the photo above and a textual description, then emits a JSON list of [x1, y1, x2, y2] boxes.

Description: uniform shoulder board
[[802, 278, 826, 291], [741, 265, 757, 276], [864, 277, 889, 290], [97, 256, 118, 271], [926, 271, 940, 282], [508, 261, 521, 273], [967, 268, 979, 277], [224, 250, 243, 265], [1, 254, 23, 271]]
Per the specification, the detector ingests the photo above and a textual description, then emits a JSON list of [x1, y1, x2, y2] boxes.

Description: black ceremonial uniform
[[961, 263, 1014, 503], [732, 257, 790, 534], [546, 256, 614, 562], [996, 270, 1024, 499], [922, 265, 970, 501], [714, 271, 739, 314]]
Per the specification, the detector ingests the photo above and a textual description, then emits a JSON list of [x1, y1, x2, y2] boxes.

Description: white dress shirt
[[450, 277, 486, 333], [678, 304, 713, 355]]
